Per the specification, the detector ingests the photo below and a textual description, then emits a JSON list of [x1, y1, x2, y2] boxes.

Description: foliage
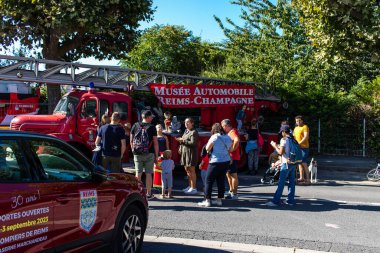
[[121, 25, 226, 76], [0, 0, 154, 61], [0, 0, 154, 113], [294, 0, 380, 63]]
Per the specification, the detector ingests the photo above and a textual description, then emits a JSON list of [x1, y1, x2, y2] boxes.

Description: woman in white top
[[198, 123, 232, 207]]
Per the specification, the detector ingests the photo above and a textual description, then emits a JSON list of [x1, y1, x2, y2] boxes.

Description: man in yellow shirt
[[293, 115, 311, 185]]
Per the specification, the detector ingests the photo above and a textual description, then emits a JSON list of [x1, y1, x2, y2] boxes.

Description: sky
[[81, 0, 244, 66]]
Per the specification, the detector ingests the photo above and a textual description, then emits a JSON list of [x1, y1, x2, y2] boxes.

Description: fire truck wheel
[[113, 205, 145, 253]]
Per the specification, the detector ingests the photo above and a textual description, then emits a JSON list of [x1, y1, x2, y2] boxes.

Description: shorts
[[301, 148, 309, 163], [134, 153, 155, 174], [161, 172, 173, 189], [227, 160, 238, 174], [102, 156, 122, 173]]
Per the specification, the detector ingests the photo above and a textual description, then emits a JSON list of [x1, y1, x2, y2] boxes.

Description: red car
[[0, 130, 148, 253]]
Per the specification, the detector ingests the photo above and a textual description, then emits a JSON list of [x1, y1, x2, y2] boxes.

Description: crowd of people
[[93, 107, 311, 207]]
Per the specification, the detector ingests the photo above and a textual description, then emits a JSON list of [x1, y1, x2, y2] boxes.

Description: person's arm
[[121, 139, 126, 158], [298, 129, 309, 145], [95, 136, 101, 146], [271, 141, 284, 155], [230, 134, 239, 152], [182, 131, 198, 147], [153, 136, 159, 159], [206, 135, 215, 153]]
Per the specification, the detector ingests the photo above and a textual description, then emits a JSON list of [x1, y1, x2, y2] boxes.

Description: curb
[[144, 236, 335, 253]]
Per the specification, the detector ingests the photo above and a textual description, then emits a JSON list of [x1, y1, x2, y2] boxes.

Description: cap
[[141, 110, 155, 118], [279, 124, 290, 133]]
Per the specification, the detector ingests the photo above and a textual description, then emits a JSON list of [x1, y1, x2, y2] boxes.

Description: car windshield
[[53, 95, 79, 115]]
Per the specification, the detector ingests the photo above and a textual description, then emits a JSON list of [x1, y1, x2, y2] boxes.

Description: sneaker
[[197, 200, 211, 207], [211, 199, 222, 206], [266, 201, 278, 207], [182, 186, 190, 192], [92, 145, 101, 152], [283, 200, 295, 206], [185, 188, 197, 194], [225, 193, 238, 200], [230, 194, 238, 200], [224, 191, 232, 197], [146, 194, 155, 200]]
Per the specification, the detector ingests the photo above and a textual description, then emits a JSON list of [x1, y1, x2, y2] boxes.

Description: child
[[199, 145, 209, 193], [160, 150, 175, 198]]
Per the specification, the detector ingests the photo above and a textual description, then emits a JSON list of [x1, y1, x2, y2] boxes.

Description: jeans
[[200, 170, 207, 190], [248, 149, 259, 172], [205, 161, 229, 199], [272, 163, 296, 204]]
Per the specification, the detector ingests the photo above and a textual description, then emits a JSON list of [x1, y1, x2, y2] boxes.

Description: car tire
[[113, 205, 146, 253]]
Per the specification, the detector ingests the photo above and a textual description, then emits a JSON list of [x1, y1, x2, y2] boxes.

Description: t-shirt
[[246, 128, 258, 141], [279, 137, 291, 163], [130, 122, 157, 153], [98, 124, 126, 157], [207, 133, 232, 164], [293, 125, 309, 148], [200, 155, 209, 170], [228, 128, 240, 161], [160, 159, 174, 174]]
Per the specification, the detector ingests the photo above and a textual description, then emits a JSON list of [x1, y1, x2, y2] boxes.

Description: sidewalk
[[123, 155, 377, 174]]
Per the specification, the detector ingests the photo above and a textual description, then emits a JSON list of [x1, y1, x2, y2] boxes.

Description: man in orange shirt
[[293, 115, 311, 185], [221, 119, 240, 199]]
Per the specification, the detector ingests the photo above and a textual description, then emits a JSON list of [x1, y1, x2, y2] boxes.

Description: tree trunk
[[43, 32, 62, 114]]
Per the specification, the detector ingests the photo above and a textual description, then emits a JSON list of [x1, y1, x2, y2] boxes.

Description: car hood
[[10, 113, 67, 134]]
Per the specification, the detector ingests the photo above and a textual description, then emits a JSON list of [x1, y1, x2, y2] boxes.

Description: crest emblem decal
[[79, 189, 97, 232]]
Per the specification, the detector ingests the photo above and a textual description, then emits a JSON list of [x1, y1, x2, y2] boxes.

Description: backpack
[[287, 136, 303, 165], [132, 123, 151, 154]]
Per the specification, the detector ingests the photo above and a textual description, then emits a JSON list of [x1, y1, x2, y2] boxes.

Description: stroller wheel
[[260, 178, 265, 184], [269, 179, 275, 185]]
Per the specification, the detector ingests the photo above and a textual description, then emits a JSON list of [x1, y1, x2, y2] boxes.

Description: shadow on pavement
[[142, 241, 234, 253]]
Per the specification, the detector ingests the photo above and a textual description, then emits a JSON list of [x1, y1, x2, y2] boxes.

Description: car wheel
[[113, 205, 145, 253]]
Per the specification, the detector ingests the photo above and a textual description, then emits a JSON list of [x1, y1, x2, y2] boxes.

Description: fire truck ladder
[[0, 55, 279, 101]]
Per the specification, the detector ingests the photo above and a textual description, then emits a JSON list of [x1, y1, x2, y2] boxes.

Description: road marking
[[325, 223, 340, 229], [144, 235, 334, 253]]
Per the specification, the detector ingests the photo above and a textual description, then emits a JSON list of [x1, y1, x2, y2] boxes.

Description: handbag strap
[[218, 135, 230, 154]]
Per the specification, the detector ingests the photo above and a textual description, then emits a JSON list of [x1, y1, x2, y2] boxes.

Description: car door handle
[[56, 196, 70, 204]]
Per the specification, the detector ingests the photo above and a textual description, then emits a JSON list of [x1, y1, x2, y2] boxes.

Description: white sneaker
[[197, 200, 210, 207], [185, 188, 197, 194], [182, 186, 190, 192], [92, 145, 101, 152], [211, 199, 222, 206], [224, 191, 232, 197], [231, 194, 239, 200], [266, 201, 278, 207]]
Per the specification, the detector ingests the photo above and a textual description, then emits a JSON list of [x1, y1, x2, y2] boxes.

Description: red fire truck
[[1, 55, 280, 166], [0, 81, 40, 128]]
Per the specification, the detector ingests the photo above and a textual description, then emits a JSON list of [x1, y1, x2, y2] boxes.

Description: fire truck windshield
[[53, 96, 79, 115]]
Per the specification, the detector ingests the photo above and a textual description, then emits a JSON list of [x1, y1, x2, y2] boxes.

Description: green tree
[[294, 0, 380, 63], [0, 0, 154, 112], [121, 25, 222, 76]]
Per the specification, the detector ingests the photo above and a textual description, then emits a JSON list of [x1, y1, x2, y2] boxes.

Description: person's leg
[[287, 164, 296, 204], [201, 170, 207, 192], [247, 150, 254, 172], [298, 164, 304, 181], [109, 156, 122, 173], [134, 154, 144, 180], [161, 173, 167, 197], [167, 172, 173, 197], [272, 163, 290, 204], [226, 172, 233, 192], [301, 148, 310, 183], [229, 160, 239, 194], [205, 163, 217, 200], [189, 166, 197, 189], [184, 166, 191, 188], [231, 173, 238, 194], [253, 149, 259, 173], [216, 162, 228, 199], [144, 153, 155, 196], [101, 156, 110, 172]]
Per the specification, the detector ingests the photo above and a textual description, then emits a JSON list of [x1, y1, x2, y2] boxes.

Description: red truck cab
[[10, 88, 132, 158]]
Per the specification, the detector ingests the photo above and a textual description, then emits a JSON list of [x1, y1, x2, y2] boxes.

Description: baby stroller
[[260, 165, 280, 185]]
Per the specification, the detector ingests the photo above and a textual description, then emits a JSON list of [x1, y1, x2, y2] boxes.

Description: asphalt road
[[142, 169, 380, 253]]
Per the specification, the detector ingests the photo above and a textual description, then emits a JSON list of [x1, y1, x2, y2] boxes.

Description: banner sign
[[148, 84, 255, 108]]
